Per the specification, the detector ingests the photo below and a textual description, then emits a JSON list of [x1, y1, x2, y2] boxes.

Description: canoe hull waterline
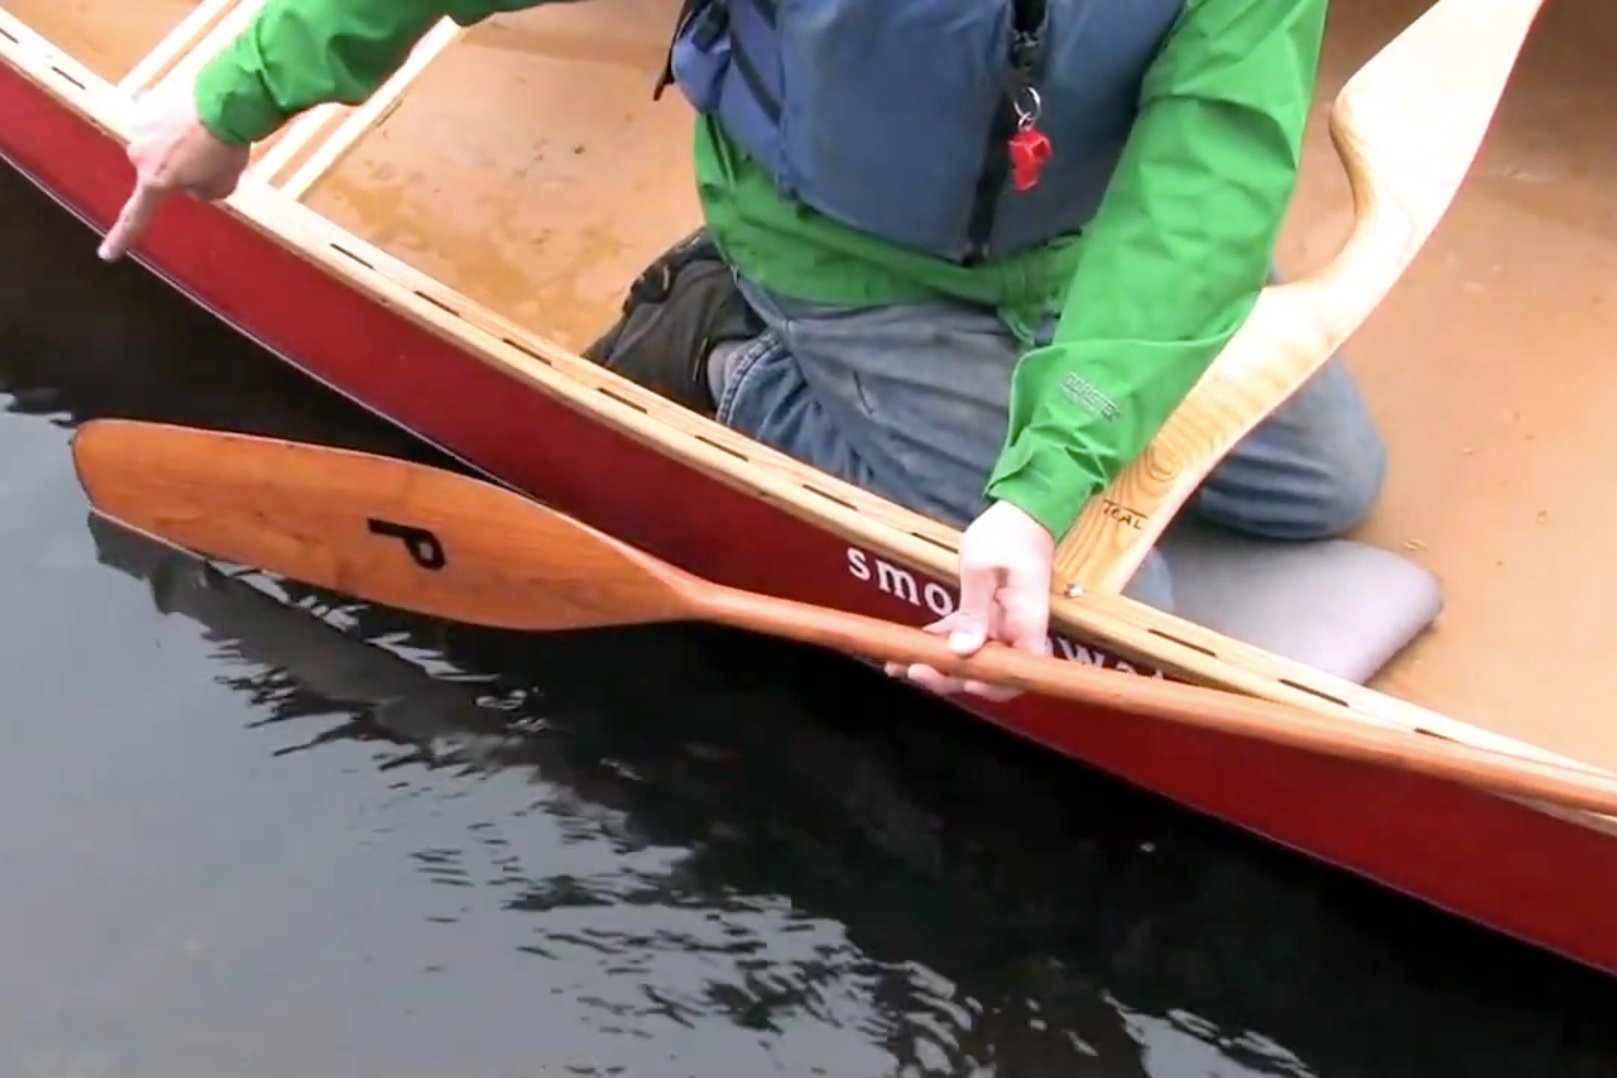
[[3, 3, 1616, 976]]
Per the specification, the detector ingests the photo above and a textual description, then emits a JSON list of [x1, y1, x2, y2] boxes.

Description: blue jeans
[[710, 277, 1387, 609]]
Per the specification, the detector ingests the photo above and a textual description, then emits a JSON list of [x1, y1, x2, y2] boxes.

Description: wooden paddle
[[70, 417, 1617, 817], [1054, 0, 1547, 593]]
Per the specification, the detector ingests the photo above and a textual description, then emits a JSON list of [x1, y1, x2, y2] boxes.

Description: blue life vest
[[657, 0, 1186, 264]]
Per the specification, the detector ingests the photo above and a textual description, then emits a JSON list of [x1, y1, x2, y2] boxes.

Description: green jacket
[[196, 0, 1326, 539]]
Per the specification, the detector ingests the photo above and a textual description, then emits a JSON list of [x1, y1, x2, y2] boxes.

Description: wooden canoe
[[4, 0, 1615, 973]]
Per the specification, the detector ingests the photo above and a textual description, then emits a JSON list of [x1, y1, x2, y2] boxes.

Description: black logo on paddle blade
[[366, 518, 447, 571]]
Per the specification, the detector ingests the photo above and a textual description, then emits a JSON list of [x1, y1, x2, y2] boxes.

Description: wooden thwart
[[69, 418, 1617, 819], [1055, 0, 1547, 593]]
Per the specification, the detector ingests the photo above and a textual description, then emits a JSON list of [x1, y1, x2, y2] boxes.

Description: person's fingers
[[1001, 568, 1052, 656], [188, 165, 244, 203], [960, 676, 1021, 701], [883, 660, 967, 693], [903, 662, 963, 695], [887, 610, 974, 694], [884, 502, 1055, 703], [889, 562, 1017, 698], [98, 181, 166, 262], [950, 557, 1000, 657], [958, 631, 1049, 701], [961, 584, 1046, 700], [887, 658, 1020, 700], [927, 555, 1014, 697]]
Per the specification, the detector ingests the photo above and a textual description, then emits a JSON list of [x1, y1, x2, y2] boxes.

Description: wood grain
[[70, 418, 1617, 820], [71, 419, 699, 632], [1054, 0, 1548, 593]]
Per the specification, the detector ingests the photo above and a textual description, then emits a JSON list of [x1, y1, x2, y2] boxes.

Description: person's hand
[[98, 75, 251, 262], [885, 499, 1054, 700]]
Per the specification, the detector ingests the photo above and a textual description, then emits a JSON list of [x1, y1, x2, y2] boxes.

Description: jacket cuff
[[194, 45, 287, 145], [984, 442, 1100, 542]]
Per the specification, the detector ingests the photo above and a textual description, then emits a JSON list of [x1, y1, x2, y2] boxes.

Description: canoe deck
[[3, 0, 1615, 773]]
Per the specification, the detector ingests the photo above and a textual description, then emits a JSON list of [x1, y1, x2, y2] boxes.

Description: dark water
[[3, 163, 1616, 1078]]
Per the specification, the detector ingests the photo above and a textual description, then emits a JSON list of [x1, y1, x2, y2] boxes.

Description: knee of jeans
[[1301, 431, 1388, 538]]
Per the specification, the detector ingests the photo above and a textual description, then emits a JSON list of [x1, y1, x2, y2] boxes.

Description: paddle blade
[[70, 419, 700, 632]]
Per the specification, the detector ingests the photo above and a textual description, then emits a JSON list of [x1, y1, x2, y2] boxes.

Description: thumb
[[949, 560, 1000, 656]]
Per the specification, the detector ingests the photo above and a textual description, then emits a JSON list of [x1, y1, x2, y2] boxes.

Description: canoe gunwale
[[0, 0, 1609, 840]]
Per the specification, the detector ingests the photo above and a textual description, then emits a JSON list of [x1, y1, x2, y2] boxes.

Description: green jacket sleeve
[[983, 0, 1328, 540], [194, 0, 545, 144]]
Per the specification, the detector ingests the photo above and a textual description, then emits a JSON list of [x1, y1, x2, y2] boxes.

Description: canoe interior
[[1280, 0, 1617, 769], [5, 0, 1616, 771], [301, 0, 702, 351]]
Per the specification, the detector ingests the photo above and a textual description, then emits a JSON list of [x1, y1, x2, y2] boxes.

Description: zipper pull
[[1008, 87, 1051, 193]]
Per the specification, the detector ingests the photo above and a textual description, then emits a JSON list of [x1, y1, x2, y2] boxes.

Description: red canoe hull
[[4, 58, 1615, 976]]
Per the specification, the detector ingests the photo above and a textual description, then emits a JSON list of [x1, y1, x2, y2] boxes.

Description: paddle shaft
[[699, 585, 1617, 818]]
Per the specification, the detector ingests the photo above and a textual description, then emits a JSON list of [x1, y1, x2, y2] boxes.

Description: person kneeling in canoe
[[98, 0, 1386, 702]]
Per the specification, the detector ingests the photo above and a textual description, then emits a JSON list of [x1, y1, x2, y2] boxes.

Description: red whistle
[[1009, 126, 1052, 192]]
